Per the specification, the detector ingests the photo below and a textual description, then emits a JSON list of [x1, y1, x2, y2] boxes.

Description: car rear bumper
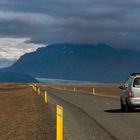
[[129, 98, 140, 107]]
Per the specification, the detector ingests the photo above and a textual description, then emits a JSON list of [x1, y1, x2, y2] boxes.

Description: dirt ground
[[0, 83, 55, 140]]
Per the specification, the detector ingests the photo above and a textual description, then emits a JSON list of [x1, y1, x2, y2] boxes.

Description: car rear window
[[133, 78, 140, 87]]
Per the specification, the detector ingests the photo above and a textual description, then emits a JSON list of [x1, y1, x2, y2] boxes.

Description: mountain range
[[2, 43, 140, 83], [0, 71, 38, 83]]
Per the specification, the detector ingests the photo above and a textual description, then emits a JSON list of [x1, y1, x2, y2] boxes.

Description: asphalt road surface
[[40, 86, 140, 140]]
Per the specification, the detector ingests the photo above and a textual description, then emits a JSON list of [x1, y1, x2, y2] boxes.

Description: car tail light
[[129, 89, 134, 98]]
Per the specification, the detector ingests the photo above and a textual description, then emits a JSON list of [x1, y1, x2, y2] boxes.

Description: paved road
[[39, 85, 140, 140]]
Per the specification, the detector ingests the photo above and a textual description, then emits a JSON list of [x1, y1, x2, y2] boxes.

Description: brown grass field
[[0, 83, 55, 140]]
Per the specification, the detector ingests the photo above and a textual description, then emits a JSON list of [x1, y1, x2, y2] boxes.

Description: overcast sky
[[0, 0, 140, 66]]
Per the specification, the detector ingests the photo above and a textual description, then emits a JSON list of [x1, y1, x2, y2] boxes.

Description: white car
[[119, 73, 140, 112]]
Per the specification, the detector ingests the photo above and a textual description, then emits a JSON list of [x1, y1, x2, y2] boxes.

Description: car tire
[[125, 101, 132, 112], [121, 100, 126, 111]]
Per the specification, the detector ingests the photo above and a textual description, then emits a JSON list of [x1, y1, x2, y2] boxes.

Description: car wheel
[[121, 100, 126, 111], [125, 101, 132, 112]]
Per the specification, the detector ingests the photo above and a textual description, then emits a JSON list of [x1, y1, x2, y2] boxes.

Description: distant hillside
[[0, 71, 38, 83], [3, 43, 140, 83]]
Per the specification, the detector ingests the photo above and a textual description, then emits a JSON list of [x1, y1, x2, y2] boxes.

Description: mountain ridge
[[0, 71, 38, 83], [2, 43, 140, 83]]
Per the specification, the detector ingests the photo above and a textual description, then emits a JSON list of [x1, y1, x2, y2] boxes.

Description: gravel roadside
[[0, 84, 55, 140]]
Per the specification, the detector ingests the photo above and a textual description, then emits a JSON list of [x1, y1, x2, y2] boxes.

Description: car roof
[[131, 73, 140, 76], [130, 76, 140, 79]]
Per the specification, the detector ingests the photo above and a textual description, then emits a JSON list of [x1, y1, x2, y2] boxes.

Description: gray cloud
[[0, 0, 140, 50]]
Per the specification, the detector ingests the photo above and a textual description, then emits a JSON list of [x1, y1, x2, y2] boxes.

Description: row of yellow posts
[[73, 87, 96, 95], [30, 84, 48, 103], [51, 85, 96, 95], [29, 83, 63, 140]]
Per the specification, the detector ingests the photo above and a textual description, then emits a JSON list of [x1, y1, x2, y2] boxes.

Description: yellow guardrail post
[[44, 91, 48, 103], [38, 88, 40, 95], [30, 84, 36, 92], [32, 85, 36, 92], [93, 88, 95, 95], [56, 105, 63, 140]]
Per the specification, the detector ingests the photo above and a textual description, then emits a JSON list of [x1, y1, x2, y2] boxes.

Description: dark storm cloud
[[0, 0, 140, 49]]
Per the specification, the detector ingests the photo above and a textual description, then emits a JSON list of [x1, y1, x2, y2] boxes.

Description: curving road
[[40, 85, 140, 140]]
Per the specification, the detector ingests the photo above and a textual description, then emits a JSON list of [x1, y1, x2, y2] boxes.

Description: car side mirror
[[119, 86, 125, 90]]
